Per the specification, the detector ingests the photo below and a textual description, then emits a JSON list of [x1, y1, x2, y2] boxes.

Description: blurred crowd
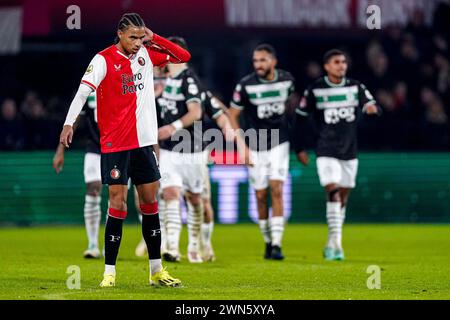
[[296, 10, 450, 151], [0, 92, 65, 150], [1, 7, 449, 152]]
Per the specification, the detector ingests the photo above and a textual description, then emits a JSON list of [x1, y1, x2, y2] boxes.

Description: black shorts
[[101, 145, 160, 186]]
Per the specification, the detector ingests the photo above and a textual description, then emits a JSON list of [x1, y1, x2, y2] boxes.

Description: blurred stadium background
[[1, 0, 450, 225]]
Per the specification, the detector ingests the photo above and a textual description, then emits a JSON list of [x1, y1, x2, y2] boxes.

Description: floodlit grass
[[0, 224, 449, 300]]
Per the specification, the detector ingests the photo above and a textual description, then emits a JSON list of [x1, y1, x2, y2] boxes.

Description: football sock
[[201, 221, 214, 247], [187, 201, 203, 252], [104, 209, 125, 269], [149, 259, 162, 276], [104, 264, 116, 276], [258, 219, 271, 244], [326, 201, 342, 249], [270, 216, 285, 247], [164, 199, 181, 253], [140, 202, 161, 260], [84, 195, 101, 249], [159, 198, 167, 252]]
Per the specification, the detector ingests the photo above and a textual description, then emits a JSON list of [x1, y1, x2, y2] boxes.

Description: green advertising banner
[[0, 151, 449, 225]]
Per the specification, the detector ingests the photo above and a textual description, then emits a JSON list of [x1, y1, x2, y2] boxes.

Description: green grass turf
[[0, 224, 449, 300]]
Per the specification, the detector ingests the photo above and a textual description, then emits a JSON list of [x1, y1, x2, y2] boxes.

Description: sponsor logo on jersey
[[85, 65, 93, 75], [138, 57, 145, 66], [121, 72, 145, 94], [110, 167, 121, 179], [114, 64, 121, 71]]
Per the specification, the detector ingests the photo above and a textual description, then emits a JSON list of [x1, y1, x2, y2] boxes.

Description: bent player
[[53, 92, 102, 259], [294, 49, 381, 261], [155, 36, 204, 263], [59, 13, 190, 287], [200, 90, 252, 261], [135, 67, 167, 258], [228, 44, 296, 260]]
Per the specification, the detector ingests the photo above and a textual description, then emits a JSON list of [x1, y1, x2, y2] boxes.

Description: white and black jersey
[[230, 69, 295, 151], [80, 92, 100, 154], [157, 68, 203, 153], [295, 76, 379, 160], [201, 89, 225, 151], [202, 90, 224, 121]]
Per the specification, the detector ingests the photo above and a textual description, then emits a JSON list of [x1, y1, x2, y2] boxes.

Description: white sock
[[326, 201, 343, 249], [159, 198, 167, 252], [270, 216, 285, 247], [84, 195, 101, 249], [201, 221, 214, 247], [164, 199, 181, 253], [104, 264, 116, 276], [341, 206, 346, 224], [149, 258, 162, 275], [258, 219, 271, 244], [187, 201, 203, 252]]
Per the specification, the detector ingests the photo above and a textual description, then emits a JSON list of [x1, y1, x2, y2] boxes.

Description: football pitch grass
[[0, 224, 449, 300]]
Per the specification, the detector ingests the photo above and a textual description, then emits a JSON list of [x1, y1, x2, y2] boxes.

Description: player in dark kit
[[294, 49, 381, 261], [228, 44, 296, 260], [156, 37, 205, 263], [59, 13, 190, 287], [53, 92, 102, 259]]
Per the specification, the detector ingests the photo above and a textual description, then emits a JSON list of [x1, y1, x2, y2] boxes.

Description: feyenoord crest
[[110, 167, 121, 179], [138, 57, 145, 66]]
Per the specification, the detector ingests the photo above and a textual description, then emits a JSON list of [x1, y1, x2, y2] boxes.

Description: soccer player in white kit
[[59, 13, 190, 287]]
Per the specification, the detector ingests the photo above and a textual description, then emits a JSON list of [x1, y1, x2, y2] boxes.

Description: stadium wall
[[0, 151, 449, 225]]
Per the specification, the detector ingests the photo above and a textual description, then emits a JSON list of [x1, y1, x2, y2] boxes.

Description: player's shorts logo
[[110, 168, 121, 180], [138, 57, 145, 66]]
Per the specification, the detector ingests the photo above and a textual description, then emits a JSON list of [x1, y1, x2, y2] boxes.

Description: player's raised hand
[[158, 125, 176, 140], [297, 151, 309, 166], [60, 125, 73, 148], [364, 104, 378, 115], [143, 27, 154, 43]]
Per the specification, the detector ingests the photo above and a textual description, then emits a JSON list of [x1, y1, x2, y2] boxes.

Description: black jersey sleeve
[[203, 90, 224, 120], [230, 81, 249, 110], [181, 73, 202, 105], [358, 82, 381, 114], [292, 86, 315, 153], [295, 87, 316, 117], [155, 95, 163, 128]]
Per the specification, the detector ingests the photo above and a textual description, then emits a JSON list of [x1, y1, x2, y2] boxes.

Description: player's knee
[[86, 181, 101, 196], [109, 192, 127, 211], [163, 187, 179, 201], [189, 193, 202, 206], [270, 185, 283, 200], [255, 189, 268, 203], [326, 188, 341, 202]]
